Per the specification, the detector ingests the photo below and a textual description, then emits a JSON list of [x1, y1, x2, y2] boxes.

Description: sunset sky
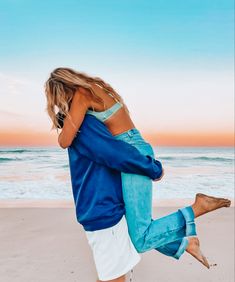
[[0, 0, 234, 146]]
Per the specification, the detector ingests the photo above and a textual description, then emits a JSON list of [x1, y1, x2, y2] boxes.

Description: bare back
[[87, 82, 136, 136]]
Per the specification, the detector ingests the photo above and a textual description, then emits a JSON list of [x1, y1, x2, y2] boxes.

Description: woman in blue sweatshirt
[[45, 67, 231, 282]]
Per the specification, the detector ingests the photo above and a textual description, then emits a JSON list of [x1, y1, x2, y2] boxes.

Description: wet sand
[[0, 199, 234, 282]]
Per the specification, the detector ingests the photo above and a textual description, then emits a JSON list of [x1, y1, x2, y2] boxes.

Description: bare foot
[[191, 193, 231, 218], [186, 236, 210, 269]]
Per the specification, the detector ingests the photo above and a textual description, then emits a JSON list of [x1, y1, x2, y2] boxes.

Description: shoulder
[[73, 87, 92, 107]]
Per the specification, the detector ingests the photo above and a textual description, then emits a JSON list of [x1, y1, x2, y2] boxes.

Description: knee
[[133, 237, 149, 253], [135, 245, 145, 253]]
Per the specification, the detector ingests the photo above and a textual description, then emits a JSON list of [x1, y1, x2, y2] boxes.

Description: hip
[[114, 128, 155, 157]]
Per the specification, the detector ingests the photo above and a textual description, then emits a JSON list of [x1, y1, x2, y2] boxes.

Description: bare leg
[[97, 274, 126, 282], [185, 237, 210, 269], [185, 193, 231, 269], [191, 193, 231, 218]]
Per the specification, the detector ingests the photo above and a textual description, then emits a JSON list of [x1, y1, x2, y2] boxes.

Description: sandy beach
[[0, 199, 234, 282]]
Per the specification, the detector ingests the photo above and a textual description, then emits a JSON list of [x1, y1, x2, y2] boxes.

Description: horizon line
[[0, 131, 234, 147]]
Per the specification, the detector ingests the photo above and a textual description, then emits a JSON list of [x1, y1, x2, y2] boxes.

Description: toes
[[219, 200, 231, 207], [220, 201, 231, 207], [202, 256, 210, 269], [222, 199, 231, 204]]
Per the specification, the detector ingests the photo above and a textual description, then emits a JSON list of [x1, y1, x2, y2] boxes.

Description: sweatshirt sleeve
[[70, 114, 163, 180]]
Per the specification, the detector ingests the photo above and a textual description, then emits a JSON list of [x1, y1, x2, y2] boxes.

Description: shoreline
[[0, 198, 234, 208]]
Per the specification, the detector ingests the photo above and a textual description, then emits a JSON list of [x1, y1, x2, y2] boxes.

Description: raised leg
[[120, 142, 197, 258], [115, 133, 231, 262]]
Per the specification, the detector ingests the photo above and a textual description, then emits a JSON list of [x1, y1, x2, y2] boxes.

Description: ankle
[[186, 236, 199, 251], [191, 203, 200, 218]]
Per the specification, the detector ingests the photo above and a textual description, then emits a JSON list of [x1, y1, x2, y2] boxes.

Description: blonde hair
[[44, 67, 128, 134]]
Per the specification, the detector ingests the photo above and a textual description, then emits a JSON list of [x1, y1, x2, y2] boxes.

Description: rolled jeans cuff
[[172, 206, 197, 260], [178, 205, 197, 236], [173, 237, 189, 259]]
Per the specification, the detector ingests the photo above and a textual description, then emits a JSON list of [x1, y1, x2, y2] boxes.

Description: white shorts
[[85, 215, 141, 281]]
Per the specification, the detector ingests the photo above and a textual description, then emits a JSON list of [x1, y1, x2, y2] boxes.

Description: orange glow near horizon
[[143, 132, 234, 147], [0, 130, 234, 147]]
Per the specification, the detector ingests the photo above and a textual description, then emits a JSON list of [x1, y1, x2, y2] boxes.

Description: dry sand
[[0, 199, 234, 282]]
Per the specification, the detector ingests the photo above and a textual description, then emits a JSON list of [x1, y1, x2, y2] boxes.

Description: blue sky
[[0, 0, 234, 143], [0, 0, 233, 71]]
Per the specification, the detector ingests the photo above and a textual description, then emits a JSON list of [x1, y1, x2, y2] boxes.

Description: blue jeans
[[114, 128, 197, 259]]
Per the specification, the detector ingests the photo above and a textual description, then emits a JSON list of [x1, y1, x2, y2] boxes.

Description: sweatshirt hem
[[81, 212, 124, 231]]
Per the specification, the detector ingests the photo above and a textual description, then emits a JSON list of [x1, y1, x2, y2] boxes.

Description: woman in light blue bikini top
[[86, 91, 123, 122]]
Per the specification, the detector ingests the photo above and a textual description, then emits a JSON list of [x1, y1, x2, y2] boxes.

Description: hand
[[153, 168, 164, 182]]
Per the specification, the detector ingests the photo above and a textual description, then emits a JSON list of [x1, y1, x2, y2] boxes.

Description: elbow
[[59, 140, 71, 149], [153, 162, 164, 181], [58, 135, 71, 149], [152, 159, 163, 178], [59, 143, 68, 149]]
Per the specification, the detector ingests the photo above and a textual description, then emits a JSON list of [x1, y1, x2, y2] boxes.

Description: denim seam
[[157, 224, 186, 237], [144, 224, 186, 251], [148, 210, 196, 248]]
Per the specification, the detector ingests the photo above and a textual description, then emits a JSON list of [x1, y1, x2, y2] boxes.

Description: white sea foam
[[0, 146, 234, 199]]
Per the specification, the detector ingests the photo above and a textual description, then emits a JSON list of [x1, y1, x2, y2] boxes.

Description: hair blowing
[[44, 67, 128, 134]]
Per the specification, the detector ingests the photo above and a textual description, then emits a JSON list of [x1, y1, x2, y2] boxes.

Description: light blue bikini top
[[86, 92, 123, 122]]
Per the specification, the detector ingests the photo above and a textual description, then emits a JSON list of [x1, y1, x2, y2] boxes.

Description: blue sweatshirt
[[67, 114, 163, 231]]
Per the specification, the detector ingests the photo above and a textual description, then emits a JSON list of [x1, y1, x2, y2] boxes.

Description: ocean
[[0, 146, 234, 200]]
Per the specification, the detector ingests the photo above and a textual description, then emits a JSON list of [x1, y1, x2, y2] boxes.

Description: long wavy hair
[[44, 67, 128, 134]]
